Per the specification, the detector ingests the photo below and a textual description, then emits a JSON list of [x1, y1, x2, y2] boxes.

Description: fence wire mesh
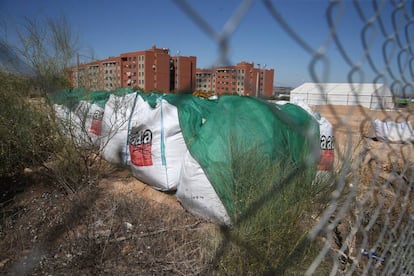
[[174, 0, 414, 275]]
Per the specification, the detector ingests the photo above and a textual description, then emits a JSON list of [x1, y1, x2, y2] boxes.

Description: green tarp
[[48, 87, 136, 109], [171, 94, 320, 220]]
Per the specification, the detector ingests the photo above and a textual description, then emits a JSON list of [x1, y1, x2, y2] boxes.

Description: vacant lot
[[0, 104, 413, 275]]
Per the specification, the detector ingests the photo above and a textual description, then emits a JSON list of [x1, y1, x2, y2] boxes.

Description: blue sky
[[1, 0, 413, 93]]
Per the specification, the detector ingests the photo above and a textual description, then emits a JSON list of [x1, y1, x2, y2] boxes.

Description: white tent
[[290, 83, 394, 109]]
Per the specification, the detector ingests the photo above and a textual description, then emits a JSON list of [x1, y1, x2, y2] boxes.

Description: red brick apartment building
[[171, 55, 197, 93], [69, 56, 122, 90], [68, 46, 274, 97], [196, 62, 275, 98], [69, 45, 196, 93]]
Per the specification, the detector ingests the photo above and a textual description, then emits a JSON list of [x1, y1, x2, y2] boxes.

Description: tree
[[0, 15, 79, 94]]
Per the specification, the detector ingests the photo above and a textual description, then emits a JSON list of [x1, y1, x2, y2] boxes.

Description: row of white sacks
[[373, 119, 414, 143], [54, 92, 185, 191], [54, 93, 334, 225]]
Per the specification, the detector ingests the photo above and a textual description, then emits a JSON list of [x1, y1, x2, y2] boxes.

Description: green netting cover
[[138, 92, 219, 144], [48, 88, 87, 110], [139, 91, 165, 108], [170, 95, 320, 220], [113, 87, 135, 97], [49, 88, 136, 109], [84, 90, 112, 108]]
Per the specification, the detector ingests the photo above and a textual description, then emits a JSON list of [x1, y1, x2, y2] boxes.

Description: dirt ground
[[0, 168, 218, 275], [1, 104, 413, 275]]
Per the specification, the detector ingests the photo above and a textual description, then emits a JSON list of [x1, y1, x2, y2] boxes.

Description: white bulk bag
[[53, 104, 70, 133], [373, 120, 386, 141], [72, 101, 104, 147], [54, 104, 78, 144], [176, 150, 231, 225], [374, 119, 414, 143], [128, 97, 187, 191], [89, 104, 105, 138], [54, 102, 102, 148], [278, 99, 335, 171], [318, 115, 334, 171], [100, 93, 138, 164]]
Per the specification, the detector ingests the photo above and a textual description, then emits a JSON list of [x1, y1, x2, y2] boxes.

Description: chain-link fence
[[174, 0, 414, 274]]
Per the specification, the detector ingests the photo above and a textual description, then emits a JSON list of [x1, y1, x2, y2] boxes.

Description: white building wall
[[290, 83, 394, 109]]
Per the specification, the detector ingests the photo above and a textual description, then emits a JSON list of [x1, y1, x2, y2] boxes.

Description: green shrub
[[0, 71, 109, 194], [0, 72, 56, 177], [214, 146, 334, 274]]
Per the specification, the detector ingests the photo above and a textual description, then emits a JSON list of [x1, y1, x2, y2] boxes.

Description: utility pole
[[256, 63, 260, 97], [262, 64, 267, 97], [75, 53, 96, 89], [77, 52, 80, 88], [176, 50, 180, 93]]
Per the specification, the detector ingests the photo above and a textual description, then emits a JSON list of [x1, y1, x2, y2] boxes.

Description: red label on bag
[[318, 150, 334, 170], [129, 144, 153, 166], [129, 128, 153, 166], [90, 110, 103, 135]]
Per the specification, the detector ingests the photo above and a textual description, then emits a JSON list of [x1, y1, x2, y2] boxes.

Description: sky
[[1, 0, 413, 94]]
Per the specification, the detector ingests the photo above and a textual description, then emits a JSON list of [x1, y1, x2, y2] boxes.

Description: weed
[[209, 144, 334, 274]]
